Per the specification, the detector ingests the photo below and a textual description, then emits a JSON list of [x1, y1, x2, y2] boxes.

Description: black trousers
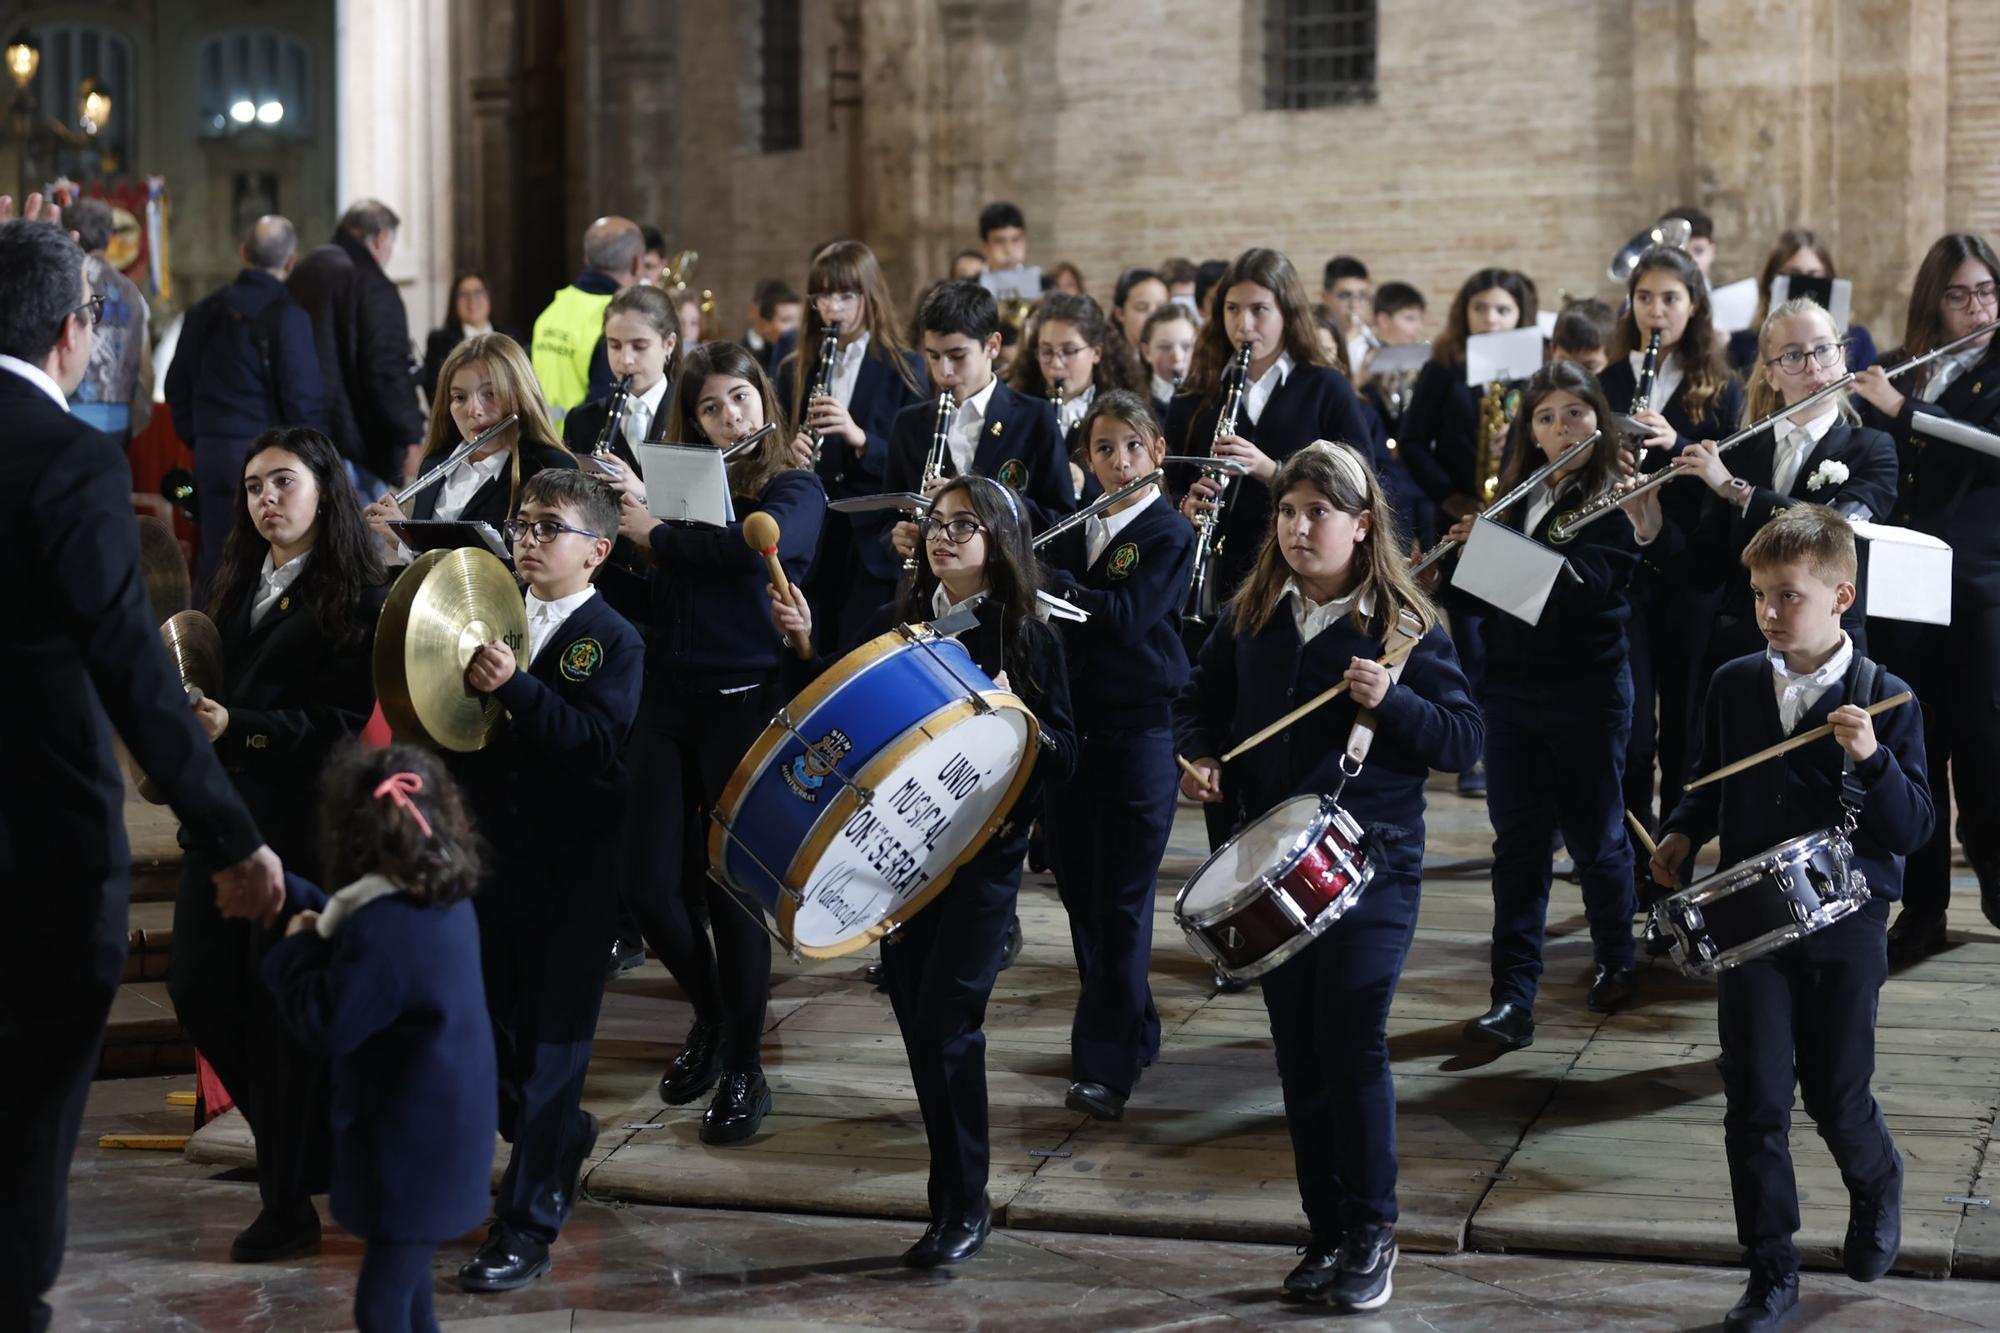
[[1047, 725, 1172, 1096], [1625, 582, 1719, 856], [0, 872, 121, 1333], [1261, 860, 1422, 1237], [1717, 903, 1897, 1275], [192, 433, 256, 602], [478, 859, 613, 1246], [1873, 607, 2000, 916], [354, 1239, 438, 1333], [168, 857, 331, 1212], [881, 828, 1026, 1218], [621, 679, 775, 1071]]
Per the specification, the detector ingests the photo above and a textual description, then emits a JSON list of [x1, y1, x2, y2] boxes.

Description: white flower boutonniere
[[1805, 459, 1849, 492]]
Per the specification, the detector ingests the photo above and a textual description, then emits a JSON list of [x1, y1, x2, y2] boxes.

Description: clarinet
[[1183, 344, 1253, 626], [899, 388, 956, 595], [1632, 328, 1663, 415], [590, 374, 634, 460], [806, 322, 841, 467]]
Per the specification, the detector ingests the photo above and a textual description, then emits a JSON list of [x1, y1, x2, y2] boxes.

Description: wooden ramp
[[179, 782, 2000, 1277]]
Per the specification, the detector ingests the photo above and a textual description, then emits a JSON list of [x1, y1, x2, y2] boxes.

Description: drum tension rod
[[707, 818, 807, 915]]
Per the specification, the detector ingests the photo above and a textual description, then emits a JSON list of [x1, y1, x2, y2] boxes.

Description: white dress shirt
[[930, 584, 987, 622], [1769, 632, 1852, 733], [1628, 346, 1684, 411], [1770, 403, 1838, 497], [1243, 352, 1294, 427], [1056, 383, 1094, 435], [1277, 577, 1372, 645], [948, 379, 1000, 477], [251, 551, 310, 628], [0, 354, 68, 410], [435, 448, 511, 521], [829, 331, 870, 407], [1150, 372, 1177, 403], [526, 585, 597, 666], [625, 376, 668, 450], [1085, 488, 1159, 568]]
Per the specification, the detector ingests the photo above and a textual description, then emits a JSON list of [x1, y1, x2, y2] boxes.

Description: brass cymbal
[[374, 547, 528, 752], [138, 610, 224, 803], [137, 515, 190, 624]]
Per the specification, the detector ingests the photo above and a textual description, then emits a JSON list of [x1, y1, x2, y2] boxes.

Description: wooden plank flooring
[[177, 778, 2000, 1277]]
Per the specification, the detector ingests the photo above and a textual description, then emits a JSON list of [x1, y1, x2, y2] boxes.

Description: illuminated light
[[256, 100, 282, 125], [230, 99, 255, 123]]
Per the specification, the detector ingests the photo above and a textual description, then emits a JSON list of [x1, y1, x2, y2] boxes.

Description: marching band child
[[612, 343, 824, 1145], [451, 469, 643, 1293], [1652, 506, 1931, 1333], [560, 285, 682, 467], [1436, 365, 1642, 1047], [261, 743, 494, 1333], [1175, 443, 1482, 1312], [771, 475, 1076, 1269], [1009, 290, 1146, 447], [1140, 302, 1198, 423], [1550, 298, 1616, 376], [1111, 268, 1172, 351], [1039, 391, 1194, 1120]]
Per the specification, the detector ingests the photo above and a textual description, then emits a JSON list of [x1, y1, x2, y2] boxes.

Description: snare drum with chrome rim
[[1650, 826, 1870, 977]]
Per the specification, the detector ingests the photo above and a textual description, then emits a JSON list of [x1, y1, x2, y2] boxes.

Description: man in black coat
[[287, 199, 426, 496], [0, 202, 285, 1333], [164, 214, 328, 597]]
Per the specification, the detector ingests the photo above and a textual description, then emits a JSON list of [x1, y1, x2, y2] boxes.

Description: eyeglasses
[[919, 516, 986, 544], [69, 294, 104, 328], [1763, 339, 1849, 374], [1943, 281, 1998, 311], [503, 518, 602, 545], [1037, 343, 1092, 364]]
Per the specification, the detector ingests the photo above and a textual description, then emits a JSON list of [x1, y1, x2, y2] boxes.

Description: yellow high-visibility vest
[[531, 284, 614, 416]]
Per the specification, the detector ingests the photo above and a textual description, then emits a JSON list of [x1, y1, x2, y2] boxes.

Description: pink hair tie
[[373, 772, 434, 839]]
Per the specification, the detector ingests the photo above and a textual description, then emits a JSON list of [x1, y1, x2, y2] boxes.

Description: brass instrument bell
[[374, 548, 530, 752]]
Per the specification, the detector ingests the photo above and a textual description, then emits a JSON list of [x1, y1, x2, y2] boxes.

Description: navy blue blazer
[[263, 881, 498, 1243], [1662, 653, 1933, 902], [881, 381, 1077, 537], [407, 440, 578, 534], [644, 468, 824, 687], [1162, 363, 1375, 598], [165, 270, 329, 445], [777, 341, 928, 583], [1174, 605, 1483, 871], [1861, 343, 2000, 601], [1041, 495, 1195, 730], [1392, 360, 1479, 510]]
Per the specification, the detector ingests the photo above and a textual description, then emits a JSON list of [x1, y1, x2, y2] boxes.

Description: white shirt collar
[[436, 446, 511, 519], [829, 331, 871, 406], [1242, 351, 1295, 426], [930, 583, 987, 621], [1767, 632, 1853, 732], [1150, 372, 1177, 402], [957, 376, 999, 424], [1276, 576, 1373, 644], [838, 330, 871, 368], [0, 355, 69, 410], [1628, 345, 1685, 407], [1056, 383, 1094, 432], [251, 550, 311, 627], [1085, 487, 1159, 566], [525, 584, 597, 665]]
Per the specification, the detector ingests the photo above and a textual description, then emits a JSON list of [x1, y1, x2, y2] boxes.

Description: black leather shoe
[[458, 1227, 552, 1292], [1212, 969, 1250, 994], [1065, 1080, 1127, 1121], [1281, 1239, 1340, 1301], [1886, 909, 1946, 963], [1722, 1268, 1799, 1332], [1977, 861, 2000, 932], [999, 915, 1023, 970], [551, 1111, 600, 1221], [1586, 965, 1638, 1013], [1845, 1149, 1902, 1281], [606, 937, 646, 980], [863, 959, 888, 988], [1329, 1223, 1397, 1311], [698, 1071, 772, 1145], [902, 1196, 991, 1267], [659, 1019, 725, 1105], [1465, 1002, 1535, 1049], [228, 1199, 320, 1263]]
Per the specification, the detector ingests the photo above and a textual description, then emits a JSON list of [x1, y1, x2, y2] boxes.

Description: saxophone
[[1475, 379, 1511, 502]]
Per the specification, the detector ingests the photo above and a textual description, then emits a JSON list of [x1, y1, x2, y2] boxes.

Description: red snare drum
[[1174, 794, 1374, 981]]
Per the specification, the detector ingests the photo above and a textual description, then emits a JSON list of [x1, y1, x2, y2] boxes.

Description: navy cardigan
[[1661, 652, 1932, 902], [1041, 495, 1195, 731], [263, 881, 498, 1244], [1600, 360, 1747, 537]]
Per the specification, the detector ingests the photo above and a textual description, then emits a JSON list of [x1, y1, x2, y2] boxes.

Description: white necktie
[[1085, 515, 1110, 568], [625, 401, 650, 449], [1772, 425, 1811, 496]]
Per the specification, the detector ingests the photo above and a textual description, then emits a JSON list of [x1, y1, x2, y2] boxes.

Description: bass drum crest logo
[[783, 728, 855, 801]]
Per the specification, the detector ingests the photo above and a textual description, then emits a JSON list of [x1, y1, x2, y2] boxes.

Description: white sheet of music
[[1453, 517, 1569, 624], [1709, 277, 1761, 334], [635, 443, 734, 527], [1465, 329, 1544, 387], [1853, 521, 1951, 625]]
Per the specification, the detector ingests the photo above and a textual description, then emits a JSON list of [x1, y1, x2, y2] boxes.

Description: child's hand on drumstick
[[1650, 831, 1690, 887], [768, 581, 813, 643], [1345, 656, 1392, 709], [1829, 703, 1878, 763], [1179, 756, 1223, 803]]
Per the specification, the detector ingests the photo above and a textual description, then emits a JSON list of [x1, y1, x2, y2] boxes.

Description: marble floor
[[48, 1078, 2000, 1332]]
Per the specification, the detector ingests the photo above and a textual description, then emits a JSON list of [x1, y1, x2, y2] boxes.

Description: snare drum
[[1174, 795, 1373, 982], [1652, 827, 1869, 977], [708, 625, 1040, 958]]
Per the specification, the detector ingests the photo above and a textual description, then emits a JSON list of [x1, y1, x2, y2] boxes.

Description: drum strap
[[1839, 653, 1882, 819], [1338, 608, 1426, 787]]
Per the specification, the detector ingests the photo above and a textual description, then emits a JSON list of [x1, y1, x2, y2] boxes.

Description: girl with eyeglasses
[[609, 341, 825, 1148], [770, 474, 1076, 1270], [1852, 232, 2000, 961], [1010, 291, 1147, 497]]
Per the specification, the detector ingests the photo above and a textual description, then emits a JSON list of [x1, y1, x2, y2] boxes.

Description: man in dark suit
[[288, 199, 426, 496], [164, 214, 328, 597], [0, 204, 284, 1333]]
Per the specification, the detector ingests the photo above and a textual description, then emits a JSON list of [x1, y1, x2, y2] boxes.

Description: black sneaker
[[1722, 1267, 1799, 1331], [1844, 1148, 1902, 1282], [1280, 1239, 1340, 1301], [606, 937, 646, 980], [1456, 763, 1487, 797], [999, 915, 1023, 970], [1886, 909, 1946, 963], [1328, 1223, 1396, 1311], [228, 1199, 320, 1263]]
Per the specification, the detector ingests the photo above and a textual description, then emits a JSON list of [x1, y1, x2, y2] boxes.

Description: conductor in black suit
[[0, 203, 285, 1333]]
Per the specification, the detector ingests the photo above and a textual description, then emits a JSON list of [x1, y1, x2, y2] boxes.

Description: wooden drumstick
[[1684, 690, 1914, 791], [1175, 753, 1210, 784], [1623, 809, 1658, 857], [1219, 637, 1420, 763], [743, 512, 812, 661]]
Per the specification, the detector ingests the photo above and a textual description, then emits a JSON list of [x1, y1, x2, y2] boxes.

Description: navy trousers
[[1482, 679, 1638, 1006], [1260, 857, 1421, 1237], [881, 828, 1026, 1218], [1047, 724, 1172, 1096], [354, 1239, 438, 1333], [1717, 903, 1898, 1275]]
